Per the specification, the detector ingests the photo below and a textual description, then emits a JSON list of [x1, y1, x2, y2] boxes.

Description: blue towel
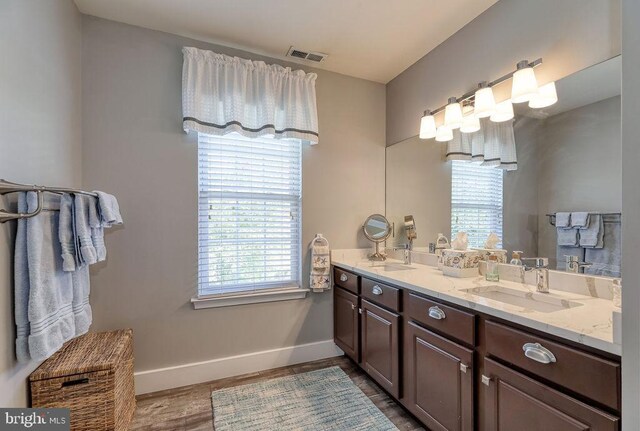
[[59, 194, 77, 272], [74, 194, 98, 265], [556, 227, 579, 246], [579, 214, 604, 248], [94, 191, 123, 227], [14, 192, 91, 362], [585, 221, 621, 277], [555, 212, 571, 228], [15, 191, 73, 361], [571, 212, 590, 228], [87, 196, 106, 262]]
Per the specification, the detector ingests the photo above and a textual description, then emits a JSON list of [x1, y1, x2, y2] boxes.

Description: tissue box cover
[[473, 248, 507, 263], [441, 249, 482, 269]]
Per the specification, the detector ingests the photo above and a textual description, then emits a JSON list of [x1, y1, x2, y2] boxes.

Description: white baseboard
[[134, 340, 343, 395]]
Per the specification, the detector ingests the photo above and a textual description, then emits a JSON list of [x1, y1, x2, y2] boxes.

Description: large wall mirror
[[386, 55, 621, 278]]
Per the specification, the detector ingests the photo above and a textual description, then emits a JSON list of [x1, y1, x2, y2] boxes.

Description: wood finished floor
[[131, 356, 425, 430]]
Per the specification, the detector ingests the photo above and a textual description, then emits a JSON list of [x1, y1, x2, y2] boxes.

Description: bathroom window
[[197, 133, 302, 300], [451, 160, 503, 248]]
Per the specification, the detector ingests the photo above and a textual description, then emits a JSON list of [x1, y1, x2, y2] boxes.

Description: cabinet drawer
[[485, 320, 620, 411], [361, 278, 400, 312], [333, 267, 359, 294], [407, 293, 475, 346]]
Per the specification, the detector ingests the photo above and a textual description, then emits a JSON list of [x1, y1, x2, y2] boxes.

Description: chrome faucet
[[521, 257, 550, 293], [393, 243, 412, 265], [565, 255, 592, 274]]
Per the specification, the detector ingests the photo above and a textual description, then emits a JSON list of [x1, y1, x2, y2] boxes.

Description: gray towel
[[555, 212, 571, 228], [585, 221, 621, 277], [59, 194, 77, 272], [579, 214, 604, 248], [74, 194, 98, 265], [14, 192, 91, 362], [94, 191, 123, 227], [556, 227, 579, 246], [571, 212, 590, 228]]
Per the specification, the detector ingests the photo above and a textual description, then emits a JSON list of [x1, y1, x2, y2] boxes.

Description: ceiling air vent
[[286, 46, 327, 63]]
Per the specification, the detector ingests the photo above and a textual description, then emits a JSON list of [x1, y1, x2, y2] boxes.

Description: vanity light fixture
[[490, 99, 514, 122], [528, 81, 558, 109], [444, 97, 463, 130], [460, 106, 481, 133], [435, 125, 453, 142], [419, 110, 437, 139], [511, 60, 539, 103], [474, 82, 496, 119], [418, 58, 546, 140]]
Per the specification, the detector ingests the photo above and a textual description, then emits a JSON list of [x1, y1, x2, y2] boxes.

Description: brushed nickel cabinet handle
[[372, 285, 383, 295], [481, 375, 491, 386], [428, 306, 446, 320], [340, 273, 348, 282], [460, 363, 468, 373], [351, 303, 355, 310], [523, 342, 557, 364]]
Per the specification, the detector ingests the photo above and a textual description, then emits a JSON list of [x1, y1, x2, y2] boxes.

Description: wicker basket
[[30, 329, 136, 431]]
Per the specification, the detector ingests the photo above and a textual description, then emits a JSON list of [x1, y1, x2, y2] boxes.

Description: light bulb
[[444, 97, 463, 130], [435, 125, 453, 142], [511, 60, 538, 103], [528, 82, 558, 109], [419, 111, 437, 139], [474, 82, 496, 119], [461, 112, 481, 134], [490, 99, 514, 122]]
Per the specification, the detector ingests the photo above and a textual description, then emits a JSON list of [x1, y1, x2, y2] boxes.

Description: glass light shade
[[444, 99, 463, 129], [528, 82, 558, 109], [460, 113, 481, 134], [419, 113, 437, 139], [474, 86, 496, 118], [435, 125, 453, 142], [490, 99, 514, 122], [511, 66, 538, 103]]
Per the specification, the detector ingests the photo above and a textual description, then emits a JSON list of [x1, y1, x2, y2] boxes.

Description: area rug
[[211, 366, 399, 430]]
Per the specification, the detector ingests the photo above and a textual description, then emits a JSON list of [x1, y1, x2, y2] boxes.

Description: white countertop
[[332, 250, 620, 356]]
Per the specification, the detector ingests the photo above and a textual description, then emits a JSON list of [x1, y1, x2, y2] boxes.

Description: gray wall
[[81, 17, 386, 372], [0, 0, 83, 407], [386, 0, 621, 145], [621, 0, 640, 426], [537, 97, 621, 268]]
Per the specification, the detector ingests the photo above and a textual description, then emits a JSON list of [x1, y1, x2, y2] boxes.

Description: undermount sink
[[365, 262, 417, 272], [461, 285, 584, 313]]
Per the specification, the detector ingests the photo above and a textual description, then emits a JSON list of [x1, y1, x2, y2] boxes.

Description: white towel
[[310, 236, 331, 292], [74, 194, 98, 265], [579, 214, 604, 248], [59, 193, 78, 272], [94, 191, 123, 227]]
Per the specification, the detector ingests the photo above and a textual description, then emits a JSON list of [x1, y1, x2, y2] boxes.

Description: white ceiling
[[74, 0, 498, 83]]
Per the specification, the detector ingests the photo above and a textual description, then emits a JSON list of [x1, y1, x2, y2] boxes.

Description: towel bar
[[0, 179, 98, 223]]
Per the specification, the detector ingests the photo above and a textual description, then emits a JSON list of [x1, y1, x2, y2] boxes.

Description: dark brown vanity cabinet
[[404, 321, 474, 431], [361, 299, 400, 398], [482, 358, 619, 431], [331, 266, 621, 431], [333, 286, 359, 362]]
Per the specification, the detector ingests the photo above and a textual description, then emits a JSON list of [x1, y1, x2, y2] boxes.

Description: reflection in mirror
[[386, 56, 621, 278]]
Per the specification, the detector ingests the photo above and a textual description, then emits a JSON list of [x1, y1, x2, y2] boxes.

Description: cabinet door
[[333, 287, 359, 362], [404, 321, 474, 431], [361, 299, 400, 398], [482, 358, 619, 431]]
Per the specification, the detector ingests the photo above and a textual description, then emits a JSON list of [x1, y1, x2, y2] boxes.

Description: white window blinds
[[451, 160, 503, 249], [198, 133, 302, 296]]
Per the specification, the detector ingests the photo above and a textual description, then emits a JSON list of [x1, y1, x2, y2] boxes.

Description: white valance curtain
[[446, 118, 517, 171], [182, 47, 319, 144]]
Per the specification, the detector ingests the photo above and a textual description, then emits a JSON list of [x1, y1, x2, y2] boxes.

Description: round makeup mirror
[[362, 214, 392, 260]]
